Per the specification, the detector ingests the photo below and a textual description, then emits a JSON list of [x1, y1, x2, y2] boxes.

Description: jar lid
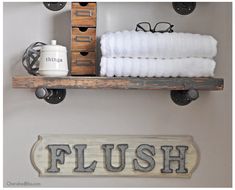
[[41, 40, 67, 52]]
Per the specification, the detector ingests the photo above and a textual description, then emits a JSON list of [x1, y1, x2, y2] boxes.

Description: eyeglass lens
[[153, 22, 172, 32]]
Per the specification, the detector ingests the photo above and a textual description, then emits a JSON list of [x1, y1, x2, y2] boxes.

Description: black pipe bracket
[[170, 89, 199, 106], [35, 88, 66, 104], [43, 2, 67, 11], [172, 2, 196, 15]]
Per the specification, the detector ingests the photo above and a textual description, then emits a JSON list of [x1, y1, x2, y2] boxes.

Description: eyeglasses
[[135, 22, 174, 33]]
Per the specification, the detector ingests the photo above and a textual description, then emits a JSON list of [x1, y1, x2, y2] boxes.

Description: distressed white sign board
[[31, 135, 199, 177]]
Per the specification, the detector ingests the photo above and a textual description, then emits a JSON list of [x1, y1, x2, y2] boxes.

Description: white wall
[[3, 2, 232, 187]]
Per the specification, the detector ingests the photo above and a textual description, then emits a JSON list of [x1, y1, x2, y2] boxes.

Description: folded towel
[[101, 31, 217, 59], [100, 57, 216, 77]]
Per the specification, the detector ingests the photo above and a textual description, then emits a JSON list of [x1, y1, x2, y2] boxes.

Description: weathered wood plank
[[31, 135, 199, 177], [12, 76, 224, 90]]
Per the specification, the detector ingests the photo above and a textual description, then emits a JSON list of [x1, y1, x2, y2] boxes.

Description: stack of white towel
[[100, 30, 217, 77]]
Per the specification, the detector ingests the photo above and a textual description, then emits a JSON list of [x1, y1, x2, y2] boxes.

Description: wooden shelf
[[12, 76, 224, 90]]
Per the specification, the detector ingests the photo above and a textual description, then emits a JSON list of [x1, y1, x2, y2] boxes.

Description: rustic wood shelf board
[[12, 76, 224, 90]]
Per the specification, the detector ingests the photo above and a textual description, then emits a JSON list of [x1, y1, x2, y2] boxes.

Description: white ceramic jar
[[39, 40, 68, 77]]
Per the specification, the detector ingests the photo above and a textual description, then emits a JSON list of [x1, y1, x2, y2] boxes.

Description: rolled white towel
[[101, 30, 217, 59], [100, 57, 216, 77]]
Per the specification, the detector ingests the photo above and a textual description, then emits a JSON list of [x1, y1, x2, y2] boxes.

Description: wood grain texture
[[71, 2, 97, 27], [71, 28, 96, 52], [12, 76, 224, 90], [30, 135, 199, 177], [71, 52, 96, 75]]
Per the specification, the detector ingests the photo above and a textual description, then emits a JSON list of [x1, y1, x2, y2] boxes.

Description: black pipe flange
[[43, 2, 67, 11], [35, 87, 66, 104], [170, 89, 199, 106], [172, 2, 196, 15]]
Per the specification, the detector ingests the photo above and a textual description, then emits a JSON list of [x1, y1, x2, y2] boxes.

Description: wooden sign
[[31, 135, 199, 177]]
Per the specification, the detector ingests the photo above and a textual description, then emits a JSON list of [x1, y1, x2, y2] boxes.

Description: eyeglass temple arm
[[136, 25, 145, 31], [135, 22, 151, 32]]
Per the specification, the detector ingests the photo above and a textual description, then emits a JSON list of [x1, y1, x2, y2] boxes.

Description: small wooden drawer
[[72, 27, 96, 52], [72, 2, 96, 27], [71, 52, 96, 75]]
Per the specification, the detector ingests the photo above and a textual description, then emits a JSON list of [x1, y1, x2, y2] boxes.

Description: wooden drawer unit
[[71, 52, 96, 75], [71, 27, 96, 52], [71, 2, 97, 76], [71, 2, 97, 27]]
